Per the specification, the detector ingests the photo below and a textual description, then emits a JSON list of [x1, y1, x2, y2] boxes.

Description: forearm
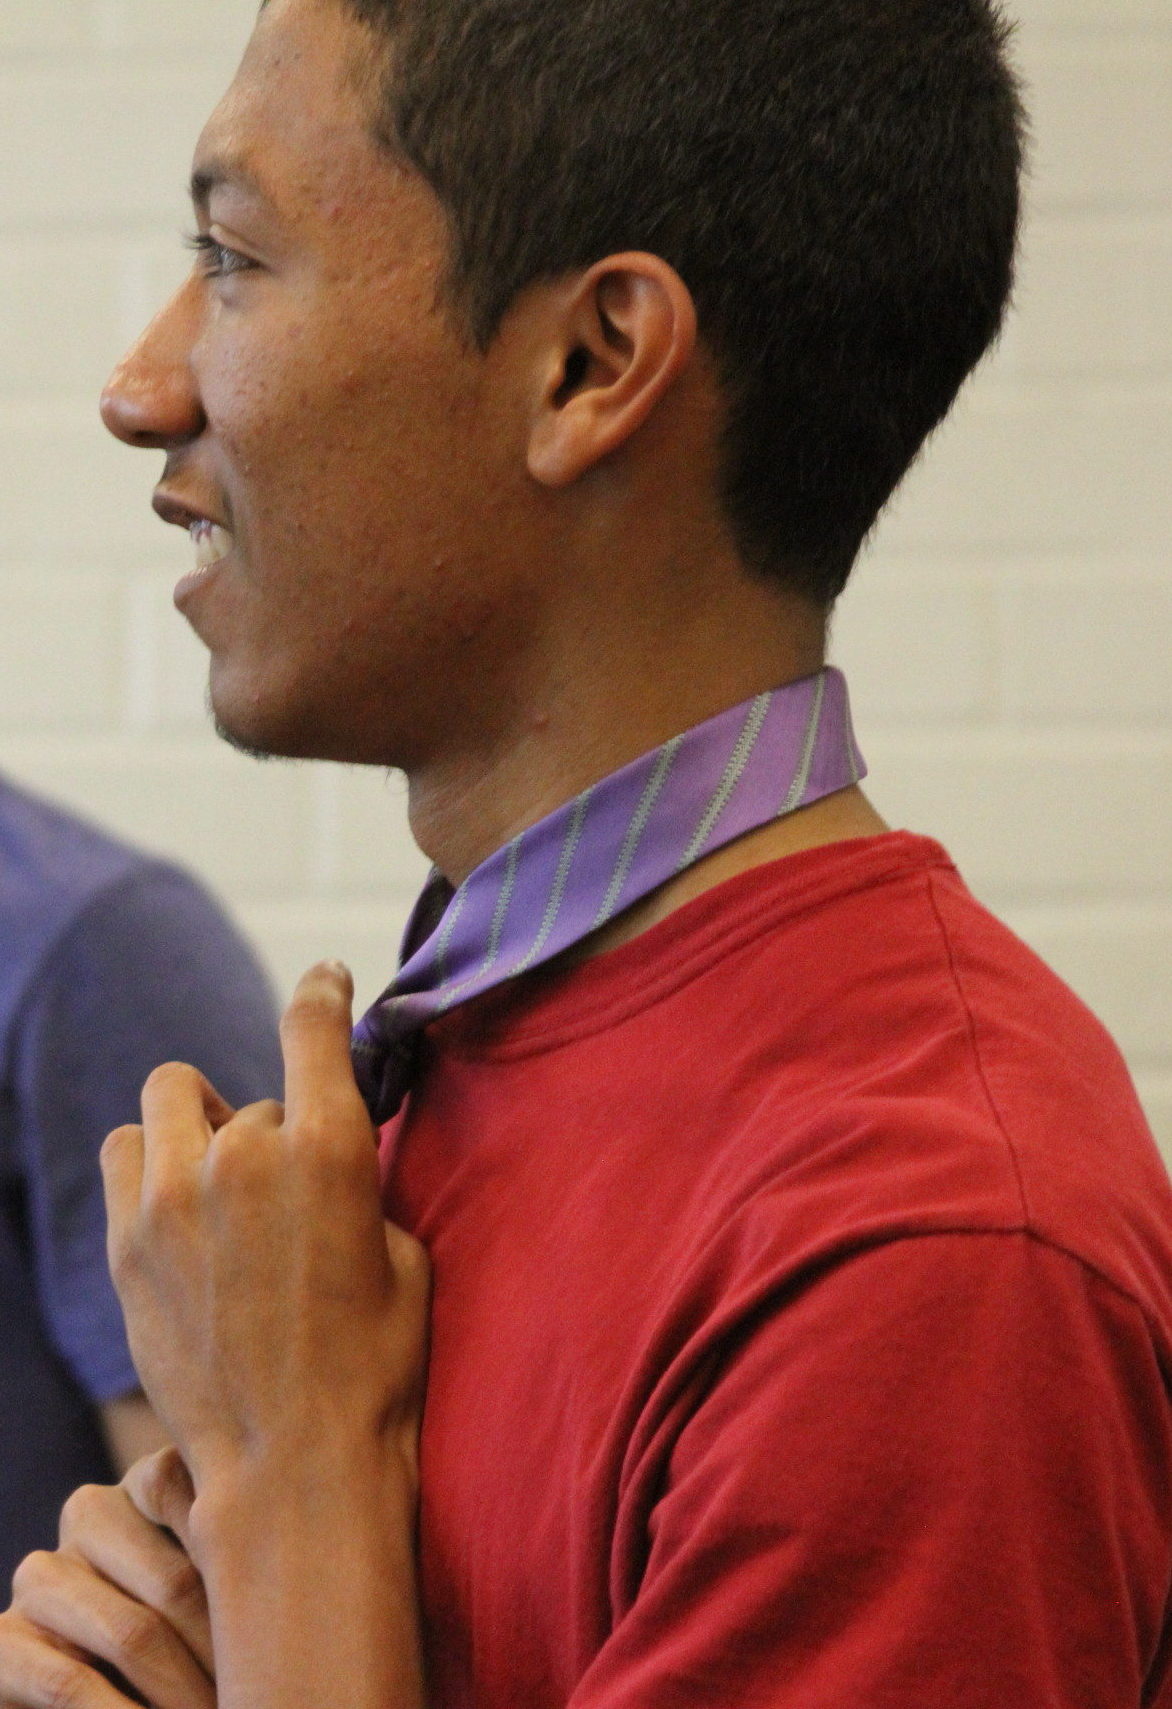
[[191, 1436, 427, 1709]]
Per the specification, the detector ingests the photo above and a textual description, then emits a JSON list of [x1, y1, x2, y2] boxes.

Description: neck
[[405, 586, 829, 885]]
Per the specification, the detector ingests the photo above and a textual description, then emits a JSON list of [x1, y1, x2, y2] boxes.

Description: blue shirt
[[0, 777, 283, 1580]]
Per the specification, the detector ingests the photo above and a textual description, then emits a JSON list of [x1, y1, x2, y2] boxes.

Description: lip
[[153, 487, 228, 533], [174, 554, 228, 612], [152, 486, 235, 610], [176, 531, 235, 615]]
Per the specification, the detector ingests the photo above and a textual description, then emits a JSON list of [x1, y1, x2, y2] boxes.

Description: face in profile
[[100, 0, 539, 772]]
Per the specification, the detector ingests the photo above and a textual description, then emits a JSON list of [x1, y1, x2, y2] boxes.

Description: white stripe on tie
[[510, 787, 594, 976], [780, 671, 826, 814], [592, 735, 682, 930], [677, 692, 772, 872]]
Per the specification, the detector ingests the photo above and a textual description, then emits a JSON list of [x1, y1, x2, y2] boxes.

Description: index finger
[[279, 961, 367, 1129]]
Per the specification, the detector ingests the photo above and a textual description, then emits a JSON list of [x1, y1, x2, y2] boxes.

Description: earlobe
[[527, 254, 698, 489]]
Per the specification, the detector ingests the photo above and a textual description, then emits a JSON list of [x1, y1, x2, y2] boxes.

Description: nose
[[100, 282, 206, 449]]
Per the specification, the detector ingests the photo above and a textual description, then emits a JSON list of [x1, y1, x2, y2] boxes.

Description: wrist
[[188, 1432, 425, 1709], [189, 1427, 419, 1574]]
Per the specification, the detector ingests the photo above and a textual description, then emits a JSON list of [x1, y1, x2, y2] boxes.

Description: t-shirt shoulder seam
[[923, 869, 1034, 1227], [798, 1223, 1162, 1330]]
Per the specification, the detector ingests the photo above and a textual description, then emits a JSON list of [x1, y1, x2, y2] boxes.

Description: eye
[[184, 232, 257, 279]]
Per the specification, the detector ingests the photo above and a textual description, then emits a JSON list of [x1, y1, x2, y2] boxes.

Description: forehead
[[191, 0, 386, 220]]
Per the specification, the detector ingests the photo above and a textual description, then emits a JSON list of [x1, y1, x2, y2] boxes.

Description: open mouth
[[190, 519, 234, 569]]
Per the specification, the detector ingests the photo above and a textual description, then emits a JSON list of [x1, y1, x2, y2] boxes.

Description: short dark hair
[[346, 0, 1025, 604]]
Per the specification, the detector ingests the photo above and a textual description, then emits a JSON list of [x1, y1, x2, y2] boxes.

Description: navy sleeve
[[11, 863, 284, 1403]]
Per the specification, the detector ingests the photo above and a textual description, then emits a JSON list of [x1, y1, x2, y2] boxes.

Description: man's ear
[[526, 253, 698, 488]]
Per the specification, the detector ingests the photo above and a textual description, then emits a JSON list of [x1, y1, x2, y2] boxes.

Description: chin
[[211, 711, 285, 763], [206, 652, 420, 769], [209, 679, 377, 767], [208, 672, 321, 763]]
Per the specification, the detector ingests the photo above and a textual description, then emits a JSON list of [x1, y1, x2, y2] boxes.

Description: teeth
[[190, 520, 233, 571]]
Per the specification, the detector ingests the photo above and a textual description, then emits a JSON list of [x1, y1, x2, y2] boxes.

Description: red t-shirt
[[380, 832, 1172, 1707]]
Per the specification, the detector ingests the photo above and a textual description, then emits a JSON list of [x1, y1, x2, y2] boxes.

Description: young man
[[3, 0, 1171, 1704]]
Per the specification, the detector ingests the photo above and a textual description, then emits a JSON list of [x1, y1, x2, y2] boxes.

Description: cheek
[[306, 378, 487, 560], [197, 318, 332, 485], [199, 308, 512, 608]]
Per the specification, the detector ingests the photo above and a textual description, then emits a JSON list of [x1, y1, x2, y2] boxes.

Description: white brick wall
[[832, 3, 1172, 1153], [0, 0, 1168, 1157]]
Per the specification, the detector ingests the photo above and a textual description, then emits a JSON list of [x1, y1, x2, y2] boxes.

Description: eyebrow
[[189, 156, 270, 215]]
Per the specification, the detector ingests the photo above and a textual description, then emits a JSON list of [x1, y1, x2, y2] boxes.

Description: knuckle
[[100, 1123, 139, 1166], [57, 1482, 109, 1543], [143, 1059, 196, 1095], [236, 1097, 285, 1128], [109, 1600, 163, 1667], [107, 1227, 142, 1289], [154, 1551, 204, 1615], [0, 1609, 38, 1688], [288, 1111, 340, 1155], [39, 1651, 90, 1709], [278, 1106, 338, 1162], [203, 1121, 267, 1187], [304, 1130, 376, 1195], [10, 1548, 55, 1600], [139, 1168, 196, 1224]]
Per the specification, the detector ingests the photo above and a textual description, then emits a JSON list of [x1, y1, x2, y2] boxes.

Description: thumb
[[384, 1218, 431, 1309], [384, 1220, 432, 1354], [123, 1446, 196, 1552]]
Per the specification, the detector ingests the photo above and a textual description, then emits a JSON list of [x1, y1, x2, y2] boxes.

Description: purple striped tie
[[352, 667, 865, 1123]]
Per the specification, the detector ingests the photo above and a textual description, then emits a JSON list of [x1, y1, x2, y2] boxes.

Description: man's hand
[[100, 961, 430, 1498], [0, 1449, 213, 1709]]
